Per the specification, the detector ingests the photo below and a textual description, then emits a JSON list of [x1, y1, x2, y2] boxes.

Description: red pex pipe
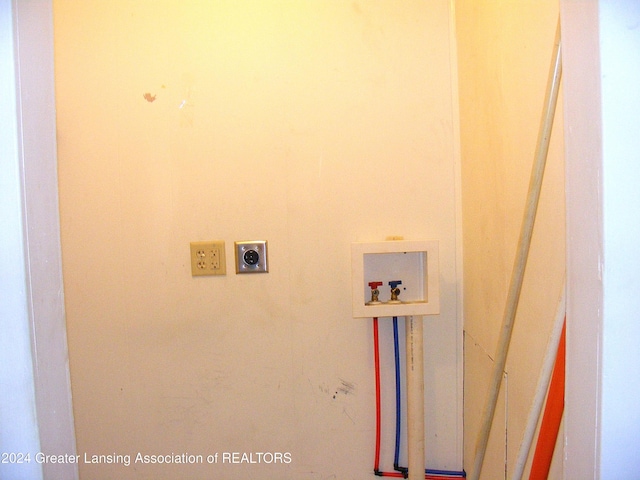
[[374, 317, 382, 473], [528, 319, 566, 480], [374, 316, 402, 478]]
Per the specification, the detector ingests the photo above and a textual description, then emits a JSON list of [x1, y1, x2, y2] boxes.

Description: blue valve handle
[[388, 280, 402, 289]]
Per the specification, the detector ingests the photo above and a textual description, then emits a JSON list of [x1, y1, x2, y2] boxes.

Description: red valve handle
[[368, 281, 383, 289]]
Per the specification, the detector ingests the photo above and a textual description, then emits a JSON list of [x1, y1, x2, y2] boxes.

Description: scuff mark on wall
[[318, 378, 357, 400], [143, 92, 156, 102], [332, 379, 356, 399]]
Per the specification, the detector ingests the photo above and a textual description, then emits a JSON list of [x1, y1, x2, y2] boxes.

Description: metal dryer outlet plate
[[234, 240, 268, 274]]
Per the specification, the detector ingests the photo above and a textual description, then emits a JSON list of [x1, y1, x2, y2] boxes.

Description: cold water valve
[[388, 280, 402, 304]]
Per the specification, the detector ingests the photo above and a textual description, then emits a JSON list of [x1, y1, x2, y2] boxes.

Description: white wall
[[7, 2, 636, 478], [5, 1, 638, 478], [54, 2, 463, 478]]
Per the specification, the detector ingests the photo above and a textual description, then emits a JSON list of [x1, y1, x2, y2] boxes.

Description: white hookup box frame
[[351, 240, 440, 318]]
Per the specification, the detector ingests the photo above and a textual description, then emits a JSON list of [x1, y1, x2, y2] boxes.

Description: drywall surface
[[54, 1, 462, 478], [455, 1, 565, 479]]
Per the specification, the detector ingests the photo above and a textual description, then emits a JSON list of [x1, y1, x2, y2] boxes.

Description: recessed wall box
[[351, 240, 440, 318]]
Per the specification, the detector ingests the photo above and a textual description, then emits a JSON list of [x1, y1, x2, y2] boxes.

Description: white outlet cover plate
[[190, 240, 226, 276]]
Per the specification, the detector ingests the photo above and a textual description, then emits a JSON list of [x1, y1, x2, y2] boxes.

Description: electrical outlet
[[234, 240, 268, 274], [190, 241, 226, 276]]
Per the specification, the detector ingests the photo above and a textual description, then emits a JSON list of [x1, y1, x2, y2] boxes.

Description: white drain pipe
[[406, 315, 425, 480]]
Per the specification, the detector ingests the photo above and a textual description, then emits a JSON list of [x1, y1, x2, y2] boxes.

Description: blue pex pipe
[[393, 317, 403, 471]]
